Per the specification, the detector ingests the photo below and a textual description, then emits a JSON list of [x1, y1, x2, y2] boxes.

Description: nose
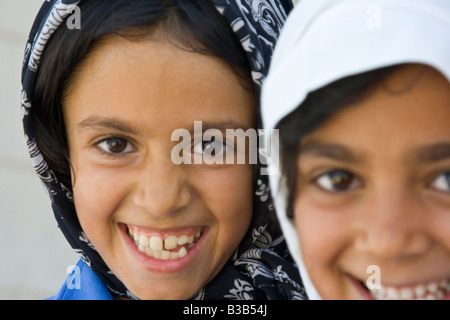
[[133, 157, 191, 218], [354, 185, 431, 259]]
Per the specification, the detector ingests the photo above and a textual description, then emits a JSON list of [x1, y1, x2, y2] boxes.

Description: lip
[[119, 223, 208, 274], [348, 274, 375, 300]]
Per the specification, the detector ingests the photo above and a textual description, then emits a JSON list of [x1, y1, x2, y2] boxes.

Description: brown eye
[[315, 170, 361, 192], [97, 137, 134, 155]]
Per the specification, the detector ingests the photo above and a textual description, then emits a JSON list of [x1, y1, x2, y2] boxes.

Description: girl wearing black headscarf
[[21, 0, 306, 300]]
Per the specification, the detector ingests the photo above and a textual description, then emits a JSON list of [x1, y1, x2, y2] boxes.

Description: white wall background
[[0, 1, 78, 300]]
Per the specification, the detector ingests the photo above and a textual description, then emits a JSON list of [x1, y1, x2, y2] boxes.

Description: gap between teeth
[[368, 278, 450, 300], [128, 229, 201, 260]]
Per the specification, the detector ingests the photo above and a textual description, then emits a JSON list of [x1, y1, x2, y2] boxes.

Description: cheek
[[294, 196, 350, 262], [294, 198, 348, 259], [202, 165, 253, 213], [196, 165, 254, 251], [430, 209, 450, 252], [294, 199, 356, 299], [71, 163, 128, 248]]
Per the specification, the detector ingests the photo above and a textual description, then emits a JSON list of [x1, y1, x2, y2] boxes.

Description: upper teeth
[[128, 228, 201, 260], [368, 279, 450, 300]]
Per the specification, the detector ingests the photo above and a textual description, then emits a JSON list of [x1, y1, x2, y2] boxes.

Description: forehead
[[63, 36, 256, 133], [300, 64, 450, 157]]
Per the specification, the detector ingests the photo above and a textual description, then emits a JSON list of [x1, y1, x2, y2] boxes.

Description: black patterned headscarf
[[21, 0, 306, 300]]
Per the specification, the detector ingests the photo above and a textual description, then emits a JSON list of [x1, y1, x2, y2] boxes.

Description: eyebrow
[[297, 141, 450, 164], [77, 117, 251, 135], [413, 142, 450, 163], [78, 117, 142, 135], [297, 141, 363, 163]]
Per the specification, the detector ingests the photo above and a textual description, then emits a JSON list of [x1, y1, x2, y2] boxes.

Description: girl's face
[[63, 36, 255, 299], [294, 65, 450, 300]]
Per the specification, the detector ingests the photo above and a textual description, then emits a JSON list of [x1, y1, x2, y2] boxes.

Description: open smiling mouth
[[126, 225, 204, 261], [359, 277, 450, 300]]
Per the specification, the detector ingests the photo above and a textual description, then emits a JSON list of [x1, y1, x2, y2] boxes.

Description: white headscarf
[[261, 0, 450, 299]]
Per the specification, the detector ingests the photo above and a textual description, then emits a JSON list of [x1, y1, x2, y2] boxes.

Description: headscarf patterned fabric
[[21, 0, 306, 300]]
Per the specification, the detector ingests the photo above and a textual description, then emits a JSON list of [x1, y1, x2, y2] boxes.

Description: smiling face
[[293, 64, 450, 300], [63, 35, 255, 299]]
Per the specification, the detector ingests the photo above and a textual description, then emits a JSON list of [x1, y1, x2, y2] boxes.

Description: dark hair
[[32, 0, 253, 190], [276, 65, 402, 219]]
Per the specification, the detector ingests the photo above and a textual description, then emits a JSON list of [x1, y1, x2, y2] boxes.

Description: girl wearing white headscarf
[[261, 0, 450, 300]]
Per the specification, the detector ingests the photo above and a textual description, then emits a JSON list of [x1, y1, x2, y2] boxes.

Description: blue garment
[[48, 259, 114, 300]]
